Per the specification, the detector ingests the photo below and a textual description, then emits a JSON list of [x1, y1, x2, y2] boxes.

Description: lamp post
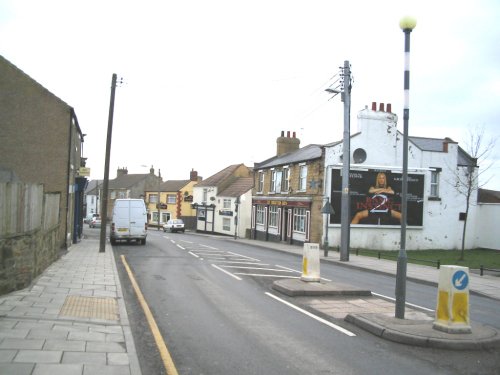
[[234, 196, 240, 240], [395, 16, 416, 319], [157, 169, 161, 231], [321, 197, 335, 257]]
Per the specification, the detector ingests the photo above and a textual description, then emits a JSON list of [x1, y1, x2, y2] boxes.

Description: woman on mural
[[351, 172, 402, 224]]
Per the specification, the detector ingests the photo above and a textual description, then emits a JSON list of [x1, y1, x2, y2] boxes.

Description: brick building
[[251, 131, 325, 245], [0, 55, 86, 248]]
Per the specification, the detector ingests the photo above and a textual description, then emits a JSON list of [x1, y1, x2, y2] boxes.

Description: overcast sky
[[1, 0, 499, 189]]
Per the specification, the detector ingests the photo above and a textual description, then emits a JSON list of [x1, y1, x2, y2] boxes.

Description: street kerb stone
[[59, 295, 118, 321], [272, 278, 371, 297]]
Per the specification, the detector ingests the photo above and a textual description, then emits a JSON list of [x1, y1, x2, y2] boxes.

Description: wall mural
[[330, 169, 424, 226]]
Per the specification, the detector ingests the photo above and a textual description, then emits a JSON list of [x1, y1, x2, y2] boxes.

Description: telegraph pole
[[99, 73, 118, 253], [340, 60, 352, 262]]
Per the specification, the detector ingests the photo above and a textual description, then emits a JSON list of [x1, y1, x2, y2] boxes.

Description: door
[[129, 200, 147, 236]]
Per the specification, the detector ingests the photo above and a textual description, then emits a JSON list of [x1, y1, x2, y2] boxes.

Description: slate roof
[[478, 188, 500, 203], [255, 144, 323, 169], [108, 174, 150, 189], [218, 177, 254, 197], [85, 180, 102, 194], [160, 180, 190, 192], [195, 164, 245, 187]]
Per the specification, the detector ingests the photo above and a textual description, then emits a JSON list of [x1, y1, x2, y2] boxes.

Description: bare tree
[[454, 125, 497, 260]]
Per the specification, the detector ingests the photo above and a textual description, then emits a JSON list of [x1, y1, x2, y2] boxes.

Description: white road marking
[[227, 252, 261, 262], [212, 261, 267, 266], [265, 293, 356, 337], [200, 244, 218, 250], [274, 265, 332, 282], [212, 264, 242, 280], [235, 274, 301, 278], [176, 244, 185, 250], [188, 251, 200, 258], [223, 266, 296, 272], [371, 292, 435, 312]]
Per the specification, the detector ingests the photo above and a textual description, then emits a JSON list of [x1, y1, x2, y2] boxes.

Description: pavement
[[0, 234, 499, 375]]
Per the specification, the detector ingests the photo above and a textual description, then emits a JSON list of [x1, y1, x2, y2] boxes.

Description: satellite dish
[[353, 148, 367, 163]]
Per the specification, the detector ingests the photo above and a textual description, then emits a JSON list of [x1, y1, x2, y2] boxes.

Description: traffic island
[[272, 278, 371, 297], [345, 313, 500, 350]]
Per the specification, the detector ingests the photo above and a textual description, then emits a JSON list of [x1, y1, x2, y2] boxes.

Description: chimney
[[276, 130, 300, 156], [190, 168, 198, 181], [379, 103, 385, 112], [372, 102, 377, 111], [117, 167, 128, 177], [443, 140, 449, 153], [387, 103, 392, 113]]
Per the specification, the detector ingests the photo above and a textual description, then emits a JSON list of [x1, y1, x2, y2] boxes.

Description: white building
[[324, 102, 479, 250], [192, 164, 253, 238]]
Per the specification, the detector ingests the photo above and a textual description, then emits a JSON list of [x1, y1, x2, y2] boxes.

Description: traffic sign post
[[301, 243, 321, 282], [433, 265, 472, 333]]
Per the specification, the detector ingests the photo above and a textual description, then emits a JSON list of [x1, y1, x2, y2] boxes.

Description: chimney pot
[[281, 130, 284, 137], [372, 102, 377, 111], [379, 103, 385, 112], [387, 103, 392, 113], [293, 131, 296, 138], [287, 131, 290, 138]]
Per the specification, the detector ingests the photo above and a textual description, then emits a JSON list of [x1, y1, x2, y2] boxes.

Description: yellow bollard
[[301, 243, 320, 282], [433, 265, 471, 333]]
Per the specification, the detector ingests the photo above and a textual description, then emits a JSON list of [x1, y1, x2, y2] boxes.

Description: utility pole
[[99, 73, 118, 253], [340, 60, 352, 262]]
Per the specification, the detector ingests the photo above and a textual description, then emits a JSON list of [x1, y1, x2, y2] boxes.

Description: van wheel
[[141, 239, 146, 245]]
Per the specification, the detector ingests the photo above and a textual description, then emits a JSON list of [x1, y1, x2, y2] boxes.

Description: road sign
[[434, 265, 471, 333], [452, 270, 469, 290]]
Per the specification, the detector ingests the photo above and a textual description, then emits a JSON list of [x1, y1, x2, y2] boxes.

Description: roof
[[85, 179, 102, 194], [160, 180, 190, 192], [478, 188, 500, 203], [195, 164, 245, 187], [408, 136, 455, 152], [255, 144, 323, 169], [108, 174, 150, 189], [218, 177, 254, 197]]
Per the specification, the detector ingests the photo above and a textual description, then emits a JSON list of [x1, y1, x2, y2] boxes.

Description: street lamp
[[321, 197, 335, 257], [395, 16, 416, 319]]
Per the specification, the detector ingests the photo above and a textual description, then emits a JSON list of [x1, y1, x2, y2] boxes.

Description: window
[[161, 212, 170, 223], [282, 167, 289, 193], [258, 171, 264, 193], [149, 194, 158, 203], [270, 170, 276, 192], [167, 194, 176, 204], [275, 170, 282, 193], [430, 170, 440, 197], [223, 199, 231, 209], [293, 208, 306, 233], [299, 165, 307, 191], [91, 196, 95, 204], [223, 217, 231, 231], [256, 205, 265, 225], [118, 191, 127, 199], [203, 189, 208, 203], [269, 206, 278, 227]]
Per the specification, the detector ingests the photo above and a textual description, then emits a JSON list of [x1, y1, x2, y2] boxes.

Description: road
[[107, 229, 500, 375]]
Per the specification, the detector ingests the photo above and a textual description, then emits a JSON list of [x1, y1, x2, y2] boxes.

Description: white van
[[110, 199, 148, 245]]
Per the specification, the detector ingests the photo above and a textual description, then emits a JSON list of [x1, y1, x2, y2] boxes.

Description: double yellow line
[[121, 255, 179, 375]]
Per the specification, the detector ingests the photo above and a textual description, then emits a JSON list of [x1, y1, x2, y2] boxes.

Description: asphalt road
[[110, 229, 500, 375]]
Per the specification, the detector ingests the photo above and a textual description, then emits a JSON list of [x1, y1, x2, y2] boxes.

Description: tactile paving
[[60, 295, 119, 320]]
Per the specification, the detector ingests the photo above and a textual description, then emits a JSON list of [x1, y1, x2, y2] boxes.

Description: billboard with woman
[[330, 169, 424, 226]]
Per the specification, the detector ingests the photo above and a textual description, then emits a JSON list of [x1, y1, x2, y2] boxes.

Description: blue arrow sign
[[452, 270, 469, 290]]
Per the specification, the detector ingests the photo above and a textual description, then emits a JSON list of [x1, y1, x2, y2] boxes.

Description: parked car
[[163, 219, 185, 233], [84, 213, 99, 224], [89, 216, 101, 228]]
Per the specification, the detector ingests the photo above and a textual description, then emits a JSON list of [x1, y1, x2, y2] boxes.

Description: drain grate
[[60, 295, 119, 321]]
